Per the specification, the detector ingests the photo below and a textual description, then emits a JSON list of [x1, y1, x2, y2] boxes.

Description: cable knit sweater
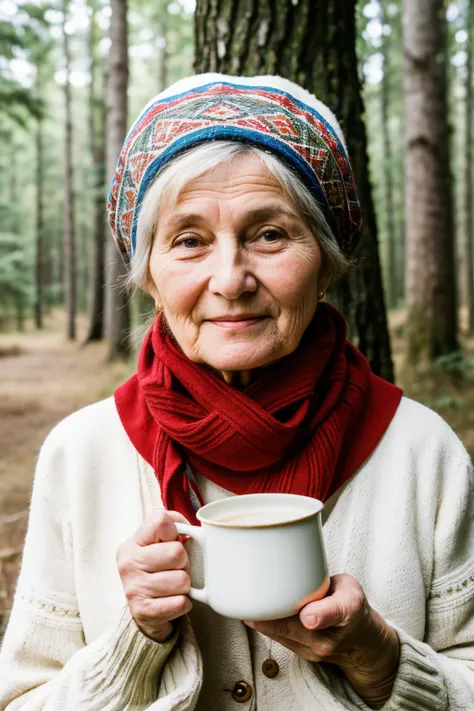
[[0, 395, 473, 710]]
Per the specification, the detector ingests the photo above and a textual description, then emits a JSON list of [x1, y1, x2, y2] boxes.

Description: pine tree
[[380, 0, 397, 309], [85, 0, 107, 342], [156, 0, 169, 92], [403, 0, 459, 361], [62, 0, 77, 340], [33, 43, 51, 330], [35, 94, 44, 329], [105, 0, 131, 359], [466, 0, 474, 336]]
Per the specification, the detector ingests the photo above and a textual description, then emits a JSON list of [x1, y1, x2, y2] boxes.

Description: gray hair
[[128, 141, 351, 294]]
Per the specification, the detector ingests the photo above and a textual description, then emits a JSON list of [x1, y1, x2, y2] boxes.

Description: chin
[[201, 343, 279, 373]]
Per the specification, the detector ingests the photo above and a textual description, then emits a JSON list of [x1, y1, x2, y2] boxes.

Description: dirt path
[[0, 324, 131, 617]]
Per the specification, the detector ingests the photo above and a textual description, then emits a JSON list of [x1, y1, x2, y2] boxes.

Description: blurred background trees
[[403, 0, 458, 363], [104, 0, 130, 358], [0, 0, 193, 352], [62, 0, 77, 341], [466, 0, 474, 336], [1, 0, 473, 377], [85, 0, 106, 342]]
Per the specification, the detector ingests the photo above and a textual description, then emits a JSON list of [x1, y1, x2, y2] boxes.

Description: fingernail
[[302, 614, 317, 628]]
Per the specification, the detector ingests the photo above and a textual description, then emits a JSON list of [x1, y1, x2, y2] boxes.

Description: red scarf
[[115, 304, 402, 525]]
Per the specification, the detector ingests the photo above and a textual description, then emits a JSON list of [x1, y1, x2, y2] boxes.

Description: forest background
[[0, 0, 474, 623]]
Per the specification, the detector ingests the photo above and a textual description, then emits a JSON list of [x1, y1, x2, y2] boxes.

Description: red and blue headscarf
[[107, 74, 362, 260]]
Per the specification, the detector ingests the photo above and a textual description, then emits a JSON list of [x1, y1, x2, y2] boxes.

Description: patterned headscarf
[[107, 73, 362, 261]]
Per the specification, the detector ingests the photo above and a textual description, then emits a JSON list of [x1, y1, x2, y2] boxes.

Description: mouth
[[206, 315, 269, 330]]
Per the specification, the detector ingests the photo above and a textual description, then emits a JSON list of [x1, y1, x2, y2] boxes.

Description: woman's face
[[148, 153, 328, 374]]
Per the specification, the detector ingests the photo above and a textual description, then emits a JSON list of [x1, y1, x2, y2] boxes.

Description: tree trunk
[[86, 0, 107, 342], [9, 140, 24, 332], [157, 0, 169, 92], [62, 0, 77, 341], [105, 0, 131, 359], [194, 0, 394, 381], [380, 0, 397, 310], [34, 115, 44, 329], [403, 0, 459, 362], [34, 87, 45, 330], [466, 0, 474, 336]]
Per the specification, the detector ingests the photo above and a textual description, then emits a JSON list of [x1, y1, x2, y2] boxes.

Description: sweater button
[[231, 681, 253, 703], [262, 658, 279, 678]]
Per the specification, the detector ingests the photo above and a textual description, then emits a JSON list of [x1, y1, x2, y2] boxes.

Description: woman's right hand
[[117, 510, 192, 642]]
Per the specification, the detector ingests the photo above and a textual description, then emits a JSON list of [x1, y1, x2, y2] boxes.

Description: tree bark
[[105, 0, 131, 359], [466, 0, 474, 336], [403, 0, 459, 362], [86, 0, 106, 342], [34, 110, 44, 330], [380, 0, 397, 310], [62, 0, 77, 341], [194, 0, 394, 381]]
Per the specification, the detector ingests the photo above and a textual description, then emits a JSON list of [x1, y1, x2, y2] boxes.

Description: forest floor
[[0, 312, 132, 629], [0, 309, 474, 630]]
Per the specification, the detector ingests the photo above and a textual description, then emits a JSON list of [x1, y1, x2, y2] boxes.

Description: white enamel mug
[[175, 493, 329, 621]]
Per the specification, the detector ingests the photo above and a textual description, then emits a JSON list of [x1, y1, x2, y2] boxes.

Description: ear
[[145, 266, 159, 301], [322, 275, 332, 295], [319, 263, 333, 295]]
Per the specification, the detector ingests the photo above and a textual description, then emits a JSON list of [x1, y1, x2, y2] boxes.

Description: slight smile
[[207, 316, 269, 330]]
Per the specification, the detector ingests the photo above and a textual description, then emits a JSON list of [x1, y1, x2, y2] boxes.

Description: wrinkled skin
[[147, 153, 329, 384], [245, 574, 399, 709], [117, 510, 192, 643]]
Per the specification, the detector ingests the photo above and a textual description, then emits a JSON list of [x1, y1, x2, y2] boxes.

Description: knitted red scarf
[[115, 304, 402, 525]]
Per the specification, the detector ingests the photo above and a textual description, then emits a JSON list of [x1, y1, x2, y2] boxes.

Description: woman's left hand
[[244, 574, 400, 710]]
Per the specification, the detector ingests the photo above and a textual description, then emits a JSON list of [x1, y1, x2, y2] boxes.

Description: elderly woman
[[1, 74, 473, 711]]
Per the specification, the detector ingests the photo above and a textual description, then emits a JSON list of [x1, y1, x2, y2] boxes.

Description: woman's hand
[[245, 574, 400, 709], [117, 510, 192, 643]]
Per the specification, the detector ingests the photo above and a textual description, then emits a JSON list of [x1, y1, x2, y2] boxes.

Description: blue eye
[[259, 230, 283, 243], [177, 237, 200, 249]]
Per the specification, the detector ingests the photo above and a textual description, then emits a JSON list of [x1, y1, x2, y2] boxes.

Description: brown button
[[262, 658, 279, 678], [231, 681, 253, 703]]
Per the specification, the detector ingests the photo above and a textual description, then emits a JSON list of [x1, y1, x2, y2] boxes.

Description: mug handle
[[175, 522, 209, 605]]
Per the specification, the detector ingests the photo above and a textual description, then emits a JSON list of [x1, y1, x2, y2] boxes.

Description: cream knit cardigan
[[0, 395, 473, 710]]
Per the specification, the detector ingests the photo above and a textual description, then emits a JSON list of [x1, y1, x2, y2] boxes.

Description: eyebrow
[[163, 204, 302, 232], [164, 213, 208, 231], [241, 205, 301, 224]]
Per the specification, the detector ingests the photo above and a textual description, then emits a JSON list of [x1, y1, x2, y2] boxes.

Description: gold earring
[[155, 300, 163, 313], [318, 291, 325, 300]]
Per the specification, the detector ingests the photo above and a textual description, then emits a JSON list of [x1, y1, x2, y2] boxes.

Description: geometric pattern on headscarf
[[107, 78, 363, 260]]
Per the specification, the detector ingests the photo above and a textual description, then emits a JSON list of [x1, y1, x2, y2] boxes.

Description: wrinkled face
[[148, 153, 328, 374]]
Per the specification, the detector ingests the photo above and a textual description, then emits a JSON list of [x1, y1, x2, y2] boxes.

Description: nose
[[208, 244, 257, 299]]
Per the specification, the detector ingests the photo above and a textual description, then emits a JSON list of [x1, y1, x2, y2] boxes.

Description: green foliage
[[0, 1, 51, 123], [433, 351, 474, 376], [1, 0, 194, 331], [0, 229, 34, 315], [0, 77, 43, 124], [434, 395, 466, 409], [0, 21, 25, 56]]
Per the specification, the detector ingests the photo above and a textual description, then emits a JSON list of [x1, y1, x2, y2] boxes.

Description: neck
[[220, 370, 254, 389]]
